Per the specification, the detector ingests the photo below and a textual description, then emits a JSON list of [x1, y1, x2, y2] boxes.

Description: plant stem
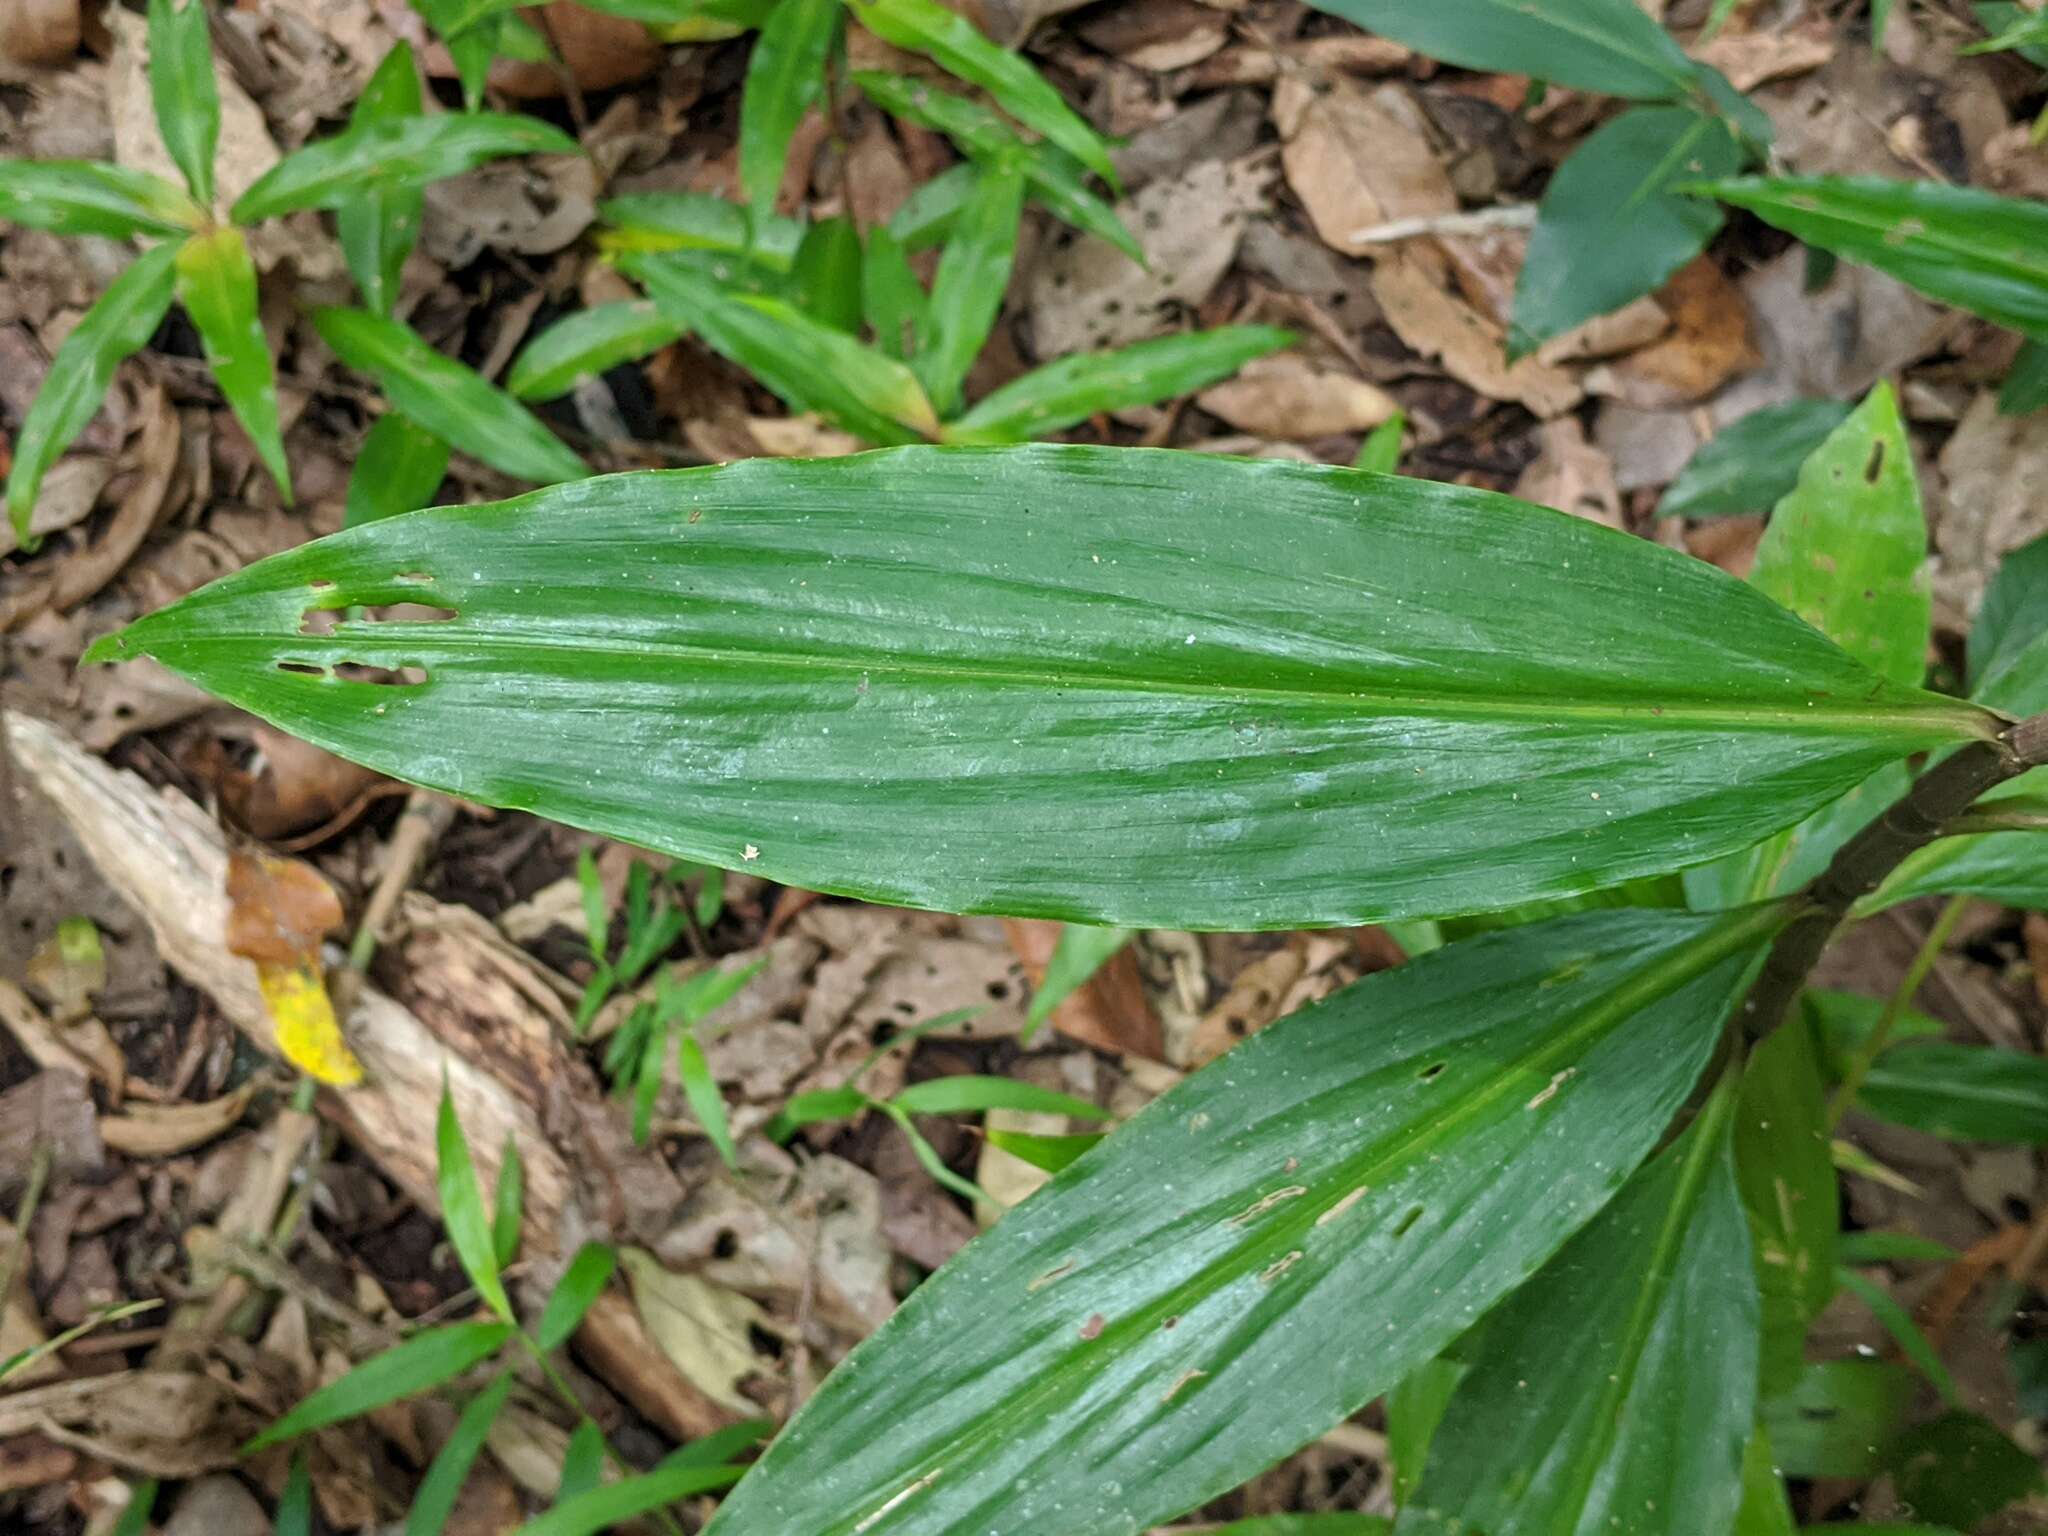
[[514, 1330, 688, 1536], [1825, 892, 1970, 1131], [1740, 719, 2042, 1042]]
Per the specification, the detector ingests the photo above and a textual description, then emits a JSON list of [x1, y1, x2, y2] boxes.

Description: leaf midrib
[[1750, 185, 2048, 289]]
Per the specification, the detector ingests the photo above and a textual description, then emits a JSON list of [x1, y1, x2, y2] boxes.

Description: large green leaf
[[917, 158, 1023, 417], [0, 160, 203, 240], [176, 227, 292, 503], [337, 42, 427, 317], [1397, 1084, 1757, 1536], [233, 113, 579, 223], [1693, 177, 2048, 341], [6, 244, 179, 548], [739, 0, 840, 224], [1657, 400, 1853, 520], [1857, 1041, 2048, 1144], [1970, 532, 2048, 704], [1510, 106, 1742, 359], [1302, 0, 1698, 99], [147, 0, 220, 210], [311, 307, 589, 486], [703, 904, 1775, 1535], [88, 447, 1993, 930]]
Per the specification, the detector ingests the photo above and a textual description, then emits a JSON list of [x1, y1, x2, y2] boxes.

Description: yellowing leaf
[[258, 960, 364, 1087]]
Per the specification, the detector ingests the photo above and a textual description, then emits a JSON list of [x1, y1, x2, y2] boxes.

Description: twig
[[1346, 204, 1537, 244], [1825, 893, 1970, 1130], [0, 1140, 52, 1314]]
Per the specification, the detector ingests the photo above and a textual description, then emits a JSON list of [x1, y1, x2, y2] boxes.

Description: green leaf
[[1964, 3, 2048, 53], [176, 226, 291, 503], [984, 1127, 1102, 1174], [1976, 0, 2048, 65], [1971, 531, 2048, 705], [276, 1452, 313, 1536], [1386, 1359, 1464, 1508], [888, 160, 976, 250], [406, 1373, 514, 1536], [442, 19, 500, 113], [234, 113, 579, 223], [578, 0, 775, 20], [768, 1086, 874, 1140], [536, 1242, 617, 1350], [602, 191, 803, 269], [1693, 176, 2048, 341], [1354, 409, 1406, 475], [1886, 1412, 2044, 1529], [423, 0, 531, 35], [882, 1098, 992, 1205], [338, 43, 427, 317], [848, 0, 1117, 187], [557, 1420, 606, 1503], [0, 160, 204, 239], [676, 1032, 738, 1169], [1510, 107, 1742, 359], [1022, 924, 1133, 1038], [1857, 1041, 2048, 1144], [148, 0, 220, 209], [245, 1321, 515, 1451], [945, 328, 1293, 445], [1835, 1230, 1957, 1264], [1657, 399, 1855, 519], [2003, 338, 2048, 416], [1398, 1086, 1757, 1536], [513, 1460, 745, 1536], [110, 1481, 158, 1536], [1759, 1360, 1911, 1478], [918, 159, 1023, 417], [1835, 1267, 1958, 1405], [890, 1074, 1106, 1120], [739, 0, 841, 224], [89, 446, 1994, 931], [491, 1134, 523, 1270], [312, 307, 589, 485], [437, 1081, 514, 1321], [1215, 1521, 1392, 1536], [1301, 0, 1698, 99], [1734, 1428, 1795, 1536], [702, 905, 1775, 1535], [791, 215, 865, 333], [623, 253, 938, 442], [507, 302, 686, 401], [346, 413, 451, 529], [5, 243, 178, 549], [862, 224, 929, 361], [1735, 1014, 1836, 1397]]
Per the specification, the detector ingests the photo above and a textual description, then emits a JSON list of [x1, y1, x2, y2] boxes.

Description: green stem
[[514, 1330, 689, 1536], [1825, 892, 1970, 1131]]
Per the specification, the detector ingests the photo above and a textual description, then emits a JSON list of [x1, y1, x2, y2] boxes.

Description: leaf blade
[[1657, 399, 1854, 519], [917, 158, 1023, 417], [738, 0, 841, 224], [244, 1321, 515, 1452], [346, 413, 451, 528], [437, 1082, 514, 1323], [147, 0, 220, 209], [507, 301, 688, 400], [536, 1242, 618, 1350], [176, 226, 292, 503], [0, 160, 203, 239], [233, 113, 580, 223], [337, 42, 427, 316], [405, 1373, 515, 1536]]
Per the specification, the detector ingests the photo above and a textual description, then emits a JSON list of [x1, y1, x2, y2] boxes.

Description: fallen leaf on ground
[[1935, 390, 2048, 626], [1585, 257, 1759, 409], [1197, 353, 1398, 439], [492, 2, 663, 97], [1687, 17, 1835, 91], [619, 1246, 774, 1416], [747, 415, 868, 458], [1076, 0, 1227, 70], [224, 849, 361, 1087], [1372, 248, 1583, 418], [1513, 418, 1623, 529], [99, 1083, 256, 1158], [1273, 76, 1458, 259]]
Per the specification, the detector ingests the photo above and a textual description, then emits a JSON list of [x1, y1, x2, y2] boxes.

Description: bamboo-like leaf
[[514, 1461, 745, 1536], [1835, 1268, 1959, 1405], [1886, 1413, 2043, 1530], [346, 413, 451, 528], [1023, 923, 1133, 1037], [244, 1322, 515, 1451], [2002, 338, 2048, 416], [234, 114, 579, 223], [848, 0, 1117, 186], [1510, 106, 1742, 358], [338, 43, 427, 316], [1386, 1359, 1464, 1508], [767, 1086, 869, 1139], [1972, 532, 2048, 705], [623, 253, 938, 442], [1354, 409, 1406, 475], [312, 307, 589, 485], [601, 192, 803, 269], [406, 1374, 515, 1536], [888, 161, 976, 250], [862, 225, 928, 361], [536, 1243, 617, 1350], [444, 19, 499, 113], [945, 328, 1293, 444], [703, 905, 1776, 1534], [557, 1420, 605, 1502], [0, 161, 204, 239], [1976, 0, 2048, 64], [148, 0, 220, 209], [1858, 1041, 2048, 1144], [675, 1032, 736, 1168], [177, 226, 291, 503], [791, 215, 864, 333], [507, 302, 687, 400], [739, 0, 841, 224], [1761, 1361, 1913, 1478], [1965, 3, 2048, 53], [6, 243, 178, 548], [437, 1082, 515, 1322], [1692, 176, 2048, 340], [918, 159, 1023, 417], [1397, 1086, 1757, 1536], [276, 1452, 313, 1536], [890, 1075, 1105, 1120], [984, 1128, 1100, 1173], [491, 1134, 523, 1270], [110, 1481, 158, 1536], [1733, 1428, 1795, 1536], [88, 446, 1994, 930], [1657, 399, 1853, 519]]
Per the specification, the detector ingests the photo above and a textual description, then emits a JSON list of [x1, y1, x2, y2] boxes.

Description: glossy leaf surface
[[233, 114, 579, 223], [346, 413, 451, 528], [1694, 177, 2048, 340], [507, 302, 686, 400], [1657, 399, 1853, 519], [1511, 106, 1741, 358], [312, 308, 589, 485], [1970, 532, 2048, 702], [706, 906, 1772, 1534], [337, 43, 426, 317], [91, 446, 1992, 930], [1887, 1413, 2043, 1528], [739, 0, 840, 223], [1760, 1361, 1912, 1478], [791, 215, 864, 333], [862, 226, 928, 361], [148, 0, 220, 208], [6, 243, 179, 546], [1397, 1089, 1757, 1536], [177, 227, 291, 502], [1858, 1041, 2048, 1144], [601, 191, 802, 269], [0, 160, 202, 239]]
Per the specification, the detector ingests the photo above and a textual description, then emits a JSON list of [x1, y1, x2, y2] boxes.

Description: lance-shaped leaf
[[233, 113, 579, 223], [601, 192, 804, 269], [0, 161, 204, 239], [507, 301, 687, 401], [148, 0, 220, 210], [791, 215, 863, 333], [87, 446, 1993, 930], [848, 0, 1117, 187], [405, 1374, 514, 1536], [6, 243, 179, 547], [338, 43, 427, 317], [177, 227, 292, 503], [944, 327, 1294, 444], [311, 307, 589, 486], [862, 226, 929, 361], [700, 905, 1775, 1534], [739, 0, 840, 225], [2003, 339, 2048, 416], [244, 1321, 514, 1451], [918, 158, 1023, 417], [1692, 177, 2048, 341], [1511, 106, 1743, 359], [346, 413, 451, 528], [1396, 1083, 1758, 1536], [1657, 399, 1853, 519]]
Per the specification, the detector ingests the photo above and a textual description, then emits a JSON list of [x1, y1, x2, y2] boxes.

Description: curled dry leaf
[[1513, 418, 1624, 530], [618, 1246, 775, 1416], [224, 848, 361, 1087], [1074, 0, 1227, 71], [1002, 917, 1163, 1060], [1196, 353, 1398, 439], [1371, 248, 1583, 418], [1584, 257, 1759, 410], [219, 724, 389, 842], [1687, 17, 1836, 92], [491, 2, 664, 98], [99, 1083, 256, 1158], [1273, 76, 1458, 259]]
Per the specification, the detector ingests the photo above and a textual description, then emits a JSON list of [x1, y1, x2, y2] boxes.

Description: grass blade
[[535, 1243, 617, 1351], [1021, 923, 1132, 1038], [337, 42, 427, 316], [514, 1461, 746, 1536], [491, 1133, 523, 1270], [234, 113, 579, 223], [0, 161, 203, 238], [437, 1081, 514, 1322], [244, 1321, 515, 1452], [147, 0, 220, 208], [739, 0, 841, 225], [890, 1075, 1106, 1120], [918, 159, 1023, 417], [406, 1373, 515, 1536], [345, 413, 451, 528], [176, 226, 291, 503], [507, 302, 686, 400]]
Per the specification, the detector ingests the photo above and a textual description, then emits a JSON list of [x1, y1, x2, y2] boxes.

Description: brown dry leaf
[[1002, 917, 1163, 1060], [0, 456, 110, 559], [1754, 40, 2006, 185], [576, 1287, 736, 1443], [0, 1071, 104, 1194], [1076, 0, 1227, 70], [0, 1433, 75, 1493], [217, 725, 388, 843], [1535, 296, 1670, 366], [844, 112, 916, 230], [225, 848, 360, 1087], [492, 2, 662, 97], [1687, 16, 1835, 92], [1371, 248, 1583, 418], [618, 1246, 774, 1416], [1934, 390, 2048, 625], [1983, 124, 2048, 201], [960, 0, 1092, 46], [1196, 354, 1397, 439], [423, 155, 599, 264], [100, 1083, 256, 1158], [1027, 153, 1272, 356], [1585, 258, 1758, 409], [747, 414, 868, 458], [0, 1369, 256, 1476], [160, 1473, 272, 1536], [1273, 76, 1458, 259], [1186, 948, 1305, 1068], [1182, 35, 1414, 91], [1512, 418, 1623, 529], [0, 980, 100, 1092], [0, 0, 79, 69]]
